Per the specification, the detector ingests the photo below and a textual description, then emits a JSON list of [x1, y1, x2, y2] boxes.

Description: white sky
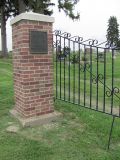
[[1, 0, 120, 50]]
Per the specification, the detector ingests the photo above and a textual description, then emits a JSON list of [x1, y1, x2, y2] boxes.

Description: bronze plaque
[[30, 31, 48, 54]]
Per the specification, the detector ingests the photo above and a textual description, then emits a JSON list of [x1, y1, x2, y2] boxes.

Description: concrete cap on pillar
[[10, 12, 55, 25]]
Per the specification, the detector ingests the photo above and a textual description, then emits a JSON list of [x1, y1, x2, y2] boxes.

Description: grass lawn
[[0, 58, 120, 160]]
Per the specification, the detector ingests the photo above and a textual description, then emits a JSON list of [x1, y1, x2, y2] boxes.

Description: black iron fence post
[[107, 116, 115, 150]]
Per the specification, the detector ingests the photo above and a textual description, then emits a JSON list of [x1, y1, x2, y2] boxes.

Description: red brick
[[12, 18, 54, 118]]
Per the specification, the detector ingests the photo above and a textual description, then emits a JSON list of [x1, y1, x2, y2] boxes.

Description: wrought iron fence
[[54, 30, 120, 117], [53, 30, 120, 149]]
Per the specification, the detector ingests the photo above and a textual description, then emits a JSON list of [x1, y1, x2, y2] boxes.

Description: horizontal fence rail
[[53, 30, 120, 118]]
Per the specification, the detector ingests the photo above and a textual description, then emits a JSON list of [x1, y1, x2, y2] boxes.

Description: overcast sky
[[1, 0, 120, 50]]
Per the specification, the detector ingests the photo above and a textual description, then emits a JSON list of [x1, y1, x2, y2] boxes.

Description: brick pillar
[[10, 13, 59, 125]]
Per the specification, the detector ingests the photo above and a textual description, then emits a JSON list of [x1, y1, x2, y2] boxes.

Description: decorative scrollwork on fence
[[70, 36, 79, 41], [65, 35, 84, 42], [105, 41, 117, 49], [54, 30, 72, 38], [75, 36, 83, 43], [80, 63, 90, 72], [67, 35, 82, 42], [92, 74, 104, 84], [54, 30, 61, 36], [106, 87, 120, 97], [62, 32, 71, 38], [89, 39, 98, 46]]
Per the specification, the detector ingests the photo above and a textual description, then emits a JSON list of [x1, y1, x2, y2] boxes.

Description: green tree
[[106, 16, 119, 46], [0, 0, 17, 57], [0, 0, 80, 57], [18, 0, 80, 19]]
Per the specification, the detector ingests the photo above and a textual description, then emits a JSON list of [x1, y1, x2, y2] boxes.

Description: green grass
[[0, 58, 120, 160]]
